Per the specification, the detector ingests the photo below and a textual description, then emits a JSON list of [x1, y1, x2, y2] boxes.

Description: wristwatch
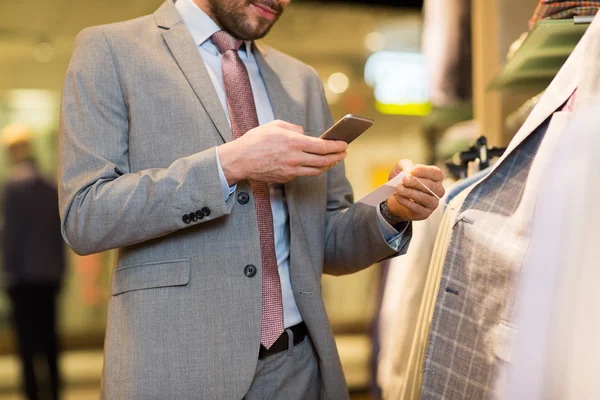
[[379, 200, 407, 228]]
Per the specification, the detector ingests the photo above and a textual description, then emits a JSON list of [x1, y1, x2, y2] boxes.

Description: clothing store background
[[0, 0, 543, 398]]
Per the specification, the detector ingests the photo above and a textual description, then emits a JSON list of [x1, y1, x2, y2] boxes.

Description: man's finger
[[398, 159, 416, 174], [272, 120, 304, 134], [410, 164, 444, 182], [403, 175, 445, 198], [393, 192, 429, 219], [388, 163, 403, 180], [396, 185, 439, 210], [299, 136, 348, 155], [296, 166, 330, 177], [298, 151, 347, 168]]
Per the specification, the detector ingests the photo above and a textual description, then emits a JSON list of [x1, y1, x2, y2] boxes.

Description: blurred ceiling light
[[327, 72, 350, 95], [364, 51, 431, 116], [33, 40, 55, 63], [364, 32, 386, 53]]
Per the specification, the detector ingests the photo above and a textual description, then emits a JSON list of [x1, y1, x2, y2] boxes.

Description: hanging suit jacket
[[421, 14, 600, 400], [379, 176, 484, 400]]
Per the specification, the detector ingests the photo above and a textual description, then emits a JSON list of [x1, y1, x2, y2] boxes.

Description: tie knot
[[211, 31, 243, 54]]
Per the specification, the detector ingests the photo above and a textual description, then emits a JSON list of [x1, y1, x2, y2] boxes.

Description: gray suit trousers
[[245, 335, 320, 400]]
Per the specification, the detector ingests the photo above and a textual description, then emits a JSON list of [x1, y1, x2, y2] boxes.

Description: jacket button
[[244, 265, 257, 278], [195, 210, 205, 220], [182, 214, 191, 224], [237, 192, 250, 205], [201, 207, 211, 217]]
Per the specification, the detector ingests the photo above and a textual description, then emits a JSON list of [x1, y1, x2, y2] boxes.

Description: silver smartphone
[[319, 114, 374, 144]]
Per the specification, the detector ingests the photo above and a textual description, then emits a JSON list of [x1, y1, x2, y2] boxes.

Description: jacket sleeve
[[314, 76, 412, 276], [59, 27, 234, 256]]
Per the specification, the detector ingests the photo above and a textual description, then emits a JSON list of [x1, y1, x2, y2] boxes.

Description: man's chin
[[235, 19, 274, 40]]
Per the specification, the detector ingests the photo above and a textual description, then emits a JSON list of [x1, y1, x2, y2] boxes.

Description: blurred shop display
[[420, 0, 474, 163], [302, 0, 423, 7], [505, 91, 544, 134], [530, 0, 600, 27], [493, 1, 597, 90], [443, 136, 507, 180], [422, 0, 472, 108], [365, 52, 431, 116], [360, 14, 430, 117]]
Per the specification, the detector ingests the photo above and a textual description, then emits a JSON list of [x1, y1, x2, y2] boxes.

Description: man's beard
[[209, 0, 283, 41]]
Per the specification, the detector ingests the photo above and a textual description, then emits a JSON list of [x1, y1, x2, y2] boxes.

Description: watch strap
[[379, 200, 406, 226]]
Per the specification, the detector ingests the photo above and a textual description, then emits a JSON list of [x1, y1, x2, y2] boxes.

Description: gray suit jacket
[[58, 1, 410, 399]]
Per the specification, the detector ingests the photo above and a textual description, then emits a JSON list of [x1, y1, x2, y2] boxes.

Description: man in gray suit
[[59, 0, 445, 398]]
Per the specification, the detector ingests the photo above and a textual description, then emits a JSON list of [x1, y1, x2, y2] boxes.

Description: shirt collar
[[175, 0, 253, 57]]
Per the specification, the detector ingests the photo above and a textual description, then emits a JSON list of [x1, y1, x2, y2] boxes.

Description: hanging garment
[[503, 97, 600, 400], [378, 200, 446, 398], [379, 173, 486, 400], [530, 1, 600, 28], [403, 182, 479, 400], [503, 18, 600, 399], [421, 13, 600, 400], [445, 169, 490, 205]]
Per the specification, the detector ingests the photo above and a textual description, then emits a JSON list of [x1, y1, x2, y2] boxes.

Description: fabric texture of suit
[[58, 1, 410, 399], [421, 15, 600, 399]]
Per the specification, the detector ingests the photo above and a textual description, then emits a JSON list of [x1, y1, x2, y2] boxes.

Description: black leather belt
[[258, 322, 309, 359]]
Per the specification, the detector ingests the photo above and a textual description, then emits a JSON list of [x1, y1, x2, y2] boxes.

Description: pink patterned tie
[[212, 31, 284, 349]]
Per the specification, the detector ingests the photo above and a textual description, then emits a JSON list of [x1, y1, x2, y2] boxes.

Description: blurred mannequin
[[1, 124, 64, 400]]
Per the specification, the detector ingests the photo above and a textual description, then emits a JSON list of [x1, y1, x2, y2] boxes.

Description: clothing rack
[[445, 136, 506, 179]]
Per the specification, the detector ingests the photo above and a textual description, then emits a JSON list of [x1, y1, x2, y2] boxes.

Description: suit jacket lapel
[[155, 1, 234, 143], [253, 44, 296, 125]]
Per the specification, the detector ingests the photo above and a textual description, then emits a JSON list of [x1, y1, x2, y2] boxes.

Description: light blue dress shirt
[[176, 0, 403, 328]]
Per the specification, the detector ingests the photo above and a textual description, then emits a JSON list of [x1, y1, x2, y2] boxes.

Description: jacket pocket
[[111, 259, 191, 296]]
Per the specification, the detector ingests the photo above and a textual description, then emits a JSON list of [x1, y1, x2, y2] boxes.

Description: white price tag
[[357, 172, 406, 207]]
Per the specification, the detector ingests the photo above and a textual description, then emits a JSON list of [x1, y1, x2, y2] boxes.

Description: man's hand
[[218, 120, 348, 185], [386, 159, 445, 222]]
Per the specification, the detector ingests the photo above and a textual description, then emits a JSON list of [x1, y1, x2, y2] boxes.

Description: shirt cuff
[[215, 147, 237, 201], [376, 206, 409, 243]]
